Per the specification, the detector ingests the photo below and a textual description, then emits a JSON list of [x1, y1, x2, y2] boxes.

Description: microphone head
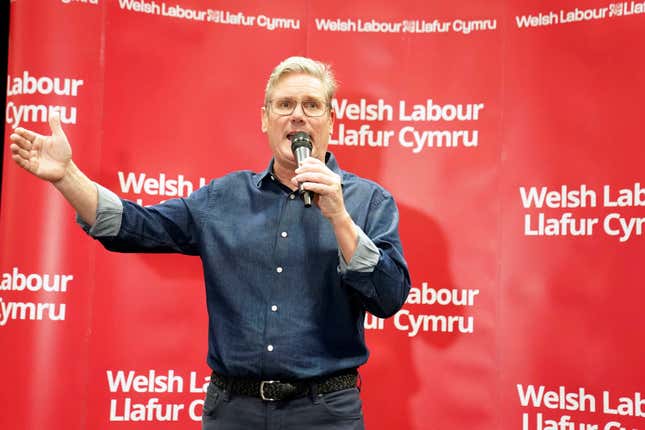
[[289, 131, 313, 152]]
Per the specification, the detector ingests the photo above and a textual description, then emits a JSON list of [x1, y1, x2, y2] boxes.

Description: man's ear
[[261, 106, 268, 133]]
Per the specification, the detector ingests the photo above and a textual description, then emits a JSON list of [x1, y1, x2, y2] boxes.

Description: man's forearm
[[330, 210, 358, 264], [53, 161, 98, 226]]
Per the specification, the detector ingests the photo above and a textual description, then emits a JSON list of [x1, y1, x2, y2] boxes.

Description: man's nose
[[290, 102, 306, 119]]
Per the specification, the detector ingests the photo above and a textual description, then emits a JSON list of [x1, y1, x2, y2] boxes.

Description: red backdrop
[[2, 1, 644, 429]]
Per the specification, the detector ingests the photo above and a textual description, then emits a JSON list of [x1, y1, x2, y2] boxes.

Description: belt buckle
[[260, 380, 279, 401]]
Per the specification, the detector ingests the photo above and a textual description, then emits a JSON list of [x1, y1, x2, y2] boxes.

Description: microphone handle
[[302, 190, 312, 207], [295, 146, 313, 208]]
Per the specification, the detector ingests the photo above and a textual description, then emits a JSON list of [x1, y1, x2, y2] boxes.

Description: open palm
[[9, 114, 72, 182]]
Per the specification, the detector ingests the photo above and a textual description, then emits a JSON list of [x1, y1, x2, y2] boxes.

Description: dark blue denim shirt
[[81, 153, 410, 379]]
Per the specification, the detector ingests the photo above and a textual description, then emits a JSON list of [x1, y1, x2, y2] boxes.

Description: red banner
[[2, 1, 644, 429]]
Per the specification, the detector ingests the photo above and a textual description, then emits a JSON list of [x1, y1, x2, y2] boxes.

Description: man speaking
[[9, 56, 411, 429]]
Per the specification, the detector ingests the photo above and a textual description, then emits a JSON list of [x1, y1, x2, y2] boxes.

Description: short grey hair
[[264, 56, 338, 106]]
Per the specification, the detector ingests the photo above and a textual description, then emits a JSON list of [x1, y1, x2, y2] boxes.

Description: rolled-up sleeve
[[76, 183, 123, 237], [338, 225, 379, 273], [341, 192, 411, 318]]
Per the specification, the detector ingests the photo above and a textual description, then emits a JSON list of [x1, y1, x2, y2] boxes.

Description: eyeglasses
[[267, 97, 329, 117]]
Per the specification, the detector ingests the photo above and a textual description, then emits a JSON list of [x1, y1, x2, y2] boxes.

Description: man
[[10, 56, 410, 429]]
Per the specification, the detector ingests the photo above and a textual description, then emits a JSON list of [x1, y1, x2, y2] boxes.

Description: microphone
[[289, 131, 313, 208]]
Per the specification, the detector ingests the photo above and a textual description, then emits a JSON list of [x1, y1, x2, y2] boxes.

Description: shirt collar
[[253, 152, 342, 188]]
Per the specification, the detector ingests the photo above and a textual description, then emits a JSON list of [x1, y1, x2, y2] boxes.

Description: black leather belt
[[210, 370, 358, 402]]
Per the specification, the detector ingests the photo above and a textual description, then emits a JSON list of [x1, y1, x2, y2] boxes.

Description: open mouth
[[286, 131, 312, 141]]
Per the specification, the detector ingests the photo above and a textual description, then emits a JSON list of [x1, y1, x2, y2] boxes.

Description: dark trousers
[[201, 381, 365, 430]]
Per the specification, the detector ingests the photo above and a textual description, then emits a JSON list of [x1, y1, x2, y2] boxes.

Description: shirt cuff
[[338, 225, 379, 273], [76, 183, 123, 237]]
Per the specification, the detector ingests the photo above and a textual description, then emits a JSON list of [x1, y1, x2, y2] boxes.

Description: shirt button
[[267, 345, 274, 352], [280, 231, 288, 238], [271, 305, 278, 312], [276, 267, 283, 273], [270, 175, 275, 181], [289, 194, 296, 200]]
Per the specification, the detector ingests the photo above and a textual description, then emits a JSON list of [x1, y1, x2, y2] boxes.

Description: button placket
[[264, 189, 299, 367]]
